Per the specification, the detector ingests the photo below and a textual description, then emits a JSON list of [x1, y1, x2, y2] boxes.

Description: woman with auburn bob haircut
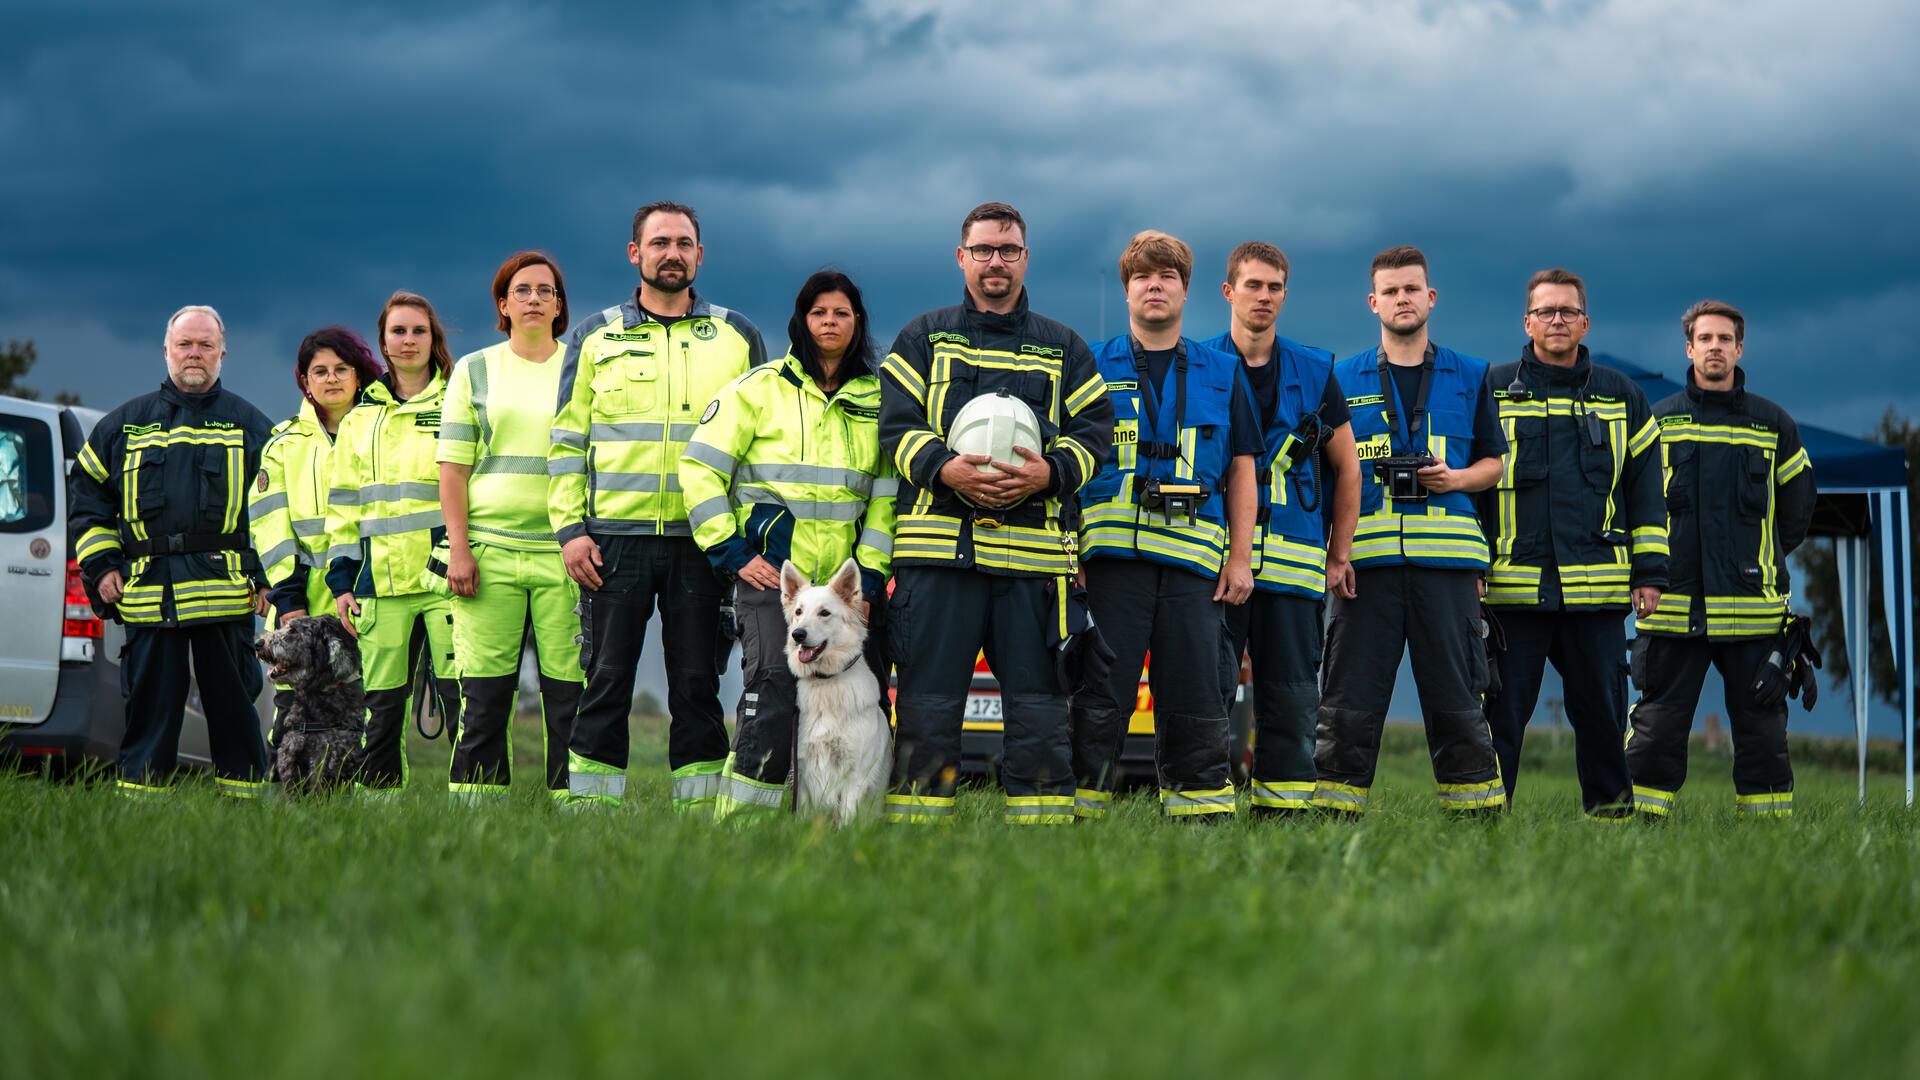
[[438, 252, 583, 802], [321, 293, 463, 799]]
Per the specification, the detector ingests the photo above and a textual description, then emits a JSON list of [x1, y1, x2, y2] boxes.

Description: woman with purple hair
[[248, 326, 384, 766]]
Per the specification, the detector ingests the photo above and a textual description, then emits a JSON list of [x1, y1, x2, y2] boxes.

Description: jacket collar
[[1518, 342, 1590, 386], [963, 286, 1030, 332], [1684, 364, 1746, 409], [622, 287, 714, 330], [366, 370, 445, 408], [777, 351, 879, 402]]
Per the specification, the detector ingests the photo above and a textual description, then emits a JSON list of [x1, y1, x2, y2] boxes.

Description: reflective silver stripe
[[1004, 802, 1073, 817], [591, 421, 666, 442], [669, 423, 697, 441], [569, 772, 627, 798], [858, 528, 892, 556], [884, 800, 955, 818], [1252, 783, 1313, 803], [249, 491, 289, 515], [592, 471, 681, 492], [359, 481, 441, 503], [469, 352, 493, 446], [1436, 785, 1505, 803], [686, 495, 732, 531], [259, 539, 299, 570], [683, 441, 738, 473], [870, 478, 899, 499], [294, 550, 320, 568], [1161, 792, 1236, 808], [440, 421, 479, 442], [672, 774, 721, 800], [724, 776, 785, 808], [1314, 788, 1367, 807], [360, 509, 446, 537], [736, 463, 870, 492], [1634, 791, 1674, 807], [549, 457, 587, 476], [292, 518, 327, 537], [329, 487, 360, 506], [470, 523, 555, 544], [736, 486, 866, 521], [474, 455, 549, 476], [583, 517, 692, 537], [326, 543, 359, 563], [1075, 795, 1107, 812], [552, 429, 588, 450]]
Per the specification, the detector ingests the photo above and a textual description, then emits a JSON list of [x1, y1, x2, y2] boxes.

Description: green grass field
[[4, 716, 1918, 1080]]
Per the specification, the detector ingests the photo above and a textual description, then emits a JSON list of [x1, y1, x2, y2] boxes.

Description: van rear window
[[0, 414, 55, 533]]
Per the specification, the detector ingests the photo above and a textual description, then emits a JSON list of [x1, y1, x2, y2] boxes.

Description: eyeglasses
[[307, 367, 354, 382], [1527, 306, 1587, 324], [510, 285, 559, 302], [965, 244, 1027, 263]]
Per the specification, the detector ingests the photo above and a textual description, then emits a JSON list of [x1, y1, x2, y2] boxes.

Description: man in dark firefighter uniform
[[1205, 241, 1359, 818], [1627, 300, 1814, 819], [878, 201, 1113, 825], [1482, 269, 1667, 819], [1069, 230, 1263, 822], [1314, 247, 1508, 816], [70, 305, 273, 797]]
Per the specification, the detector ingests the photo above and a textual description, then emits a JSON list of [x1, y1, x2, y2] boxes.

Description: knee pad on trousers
[[537, 675, 582, 790], [1069, 702, 1129, 791], [358, 687, 411, 786], [1159, 712, 1231, 790], [1429, 709, 1500, 783]]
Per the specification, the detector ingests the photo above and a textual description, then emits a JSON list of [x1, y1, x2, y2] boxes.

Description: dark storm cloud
[[4, 0, 1917, 441]]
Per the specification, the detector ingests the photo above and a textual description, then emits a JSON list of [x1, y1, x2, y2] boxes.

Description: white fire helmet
[[946, 390, 1044, 508]]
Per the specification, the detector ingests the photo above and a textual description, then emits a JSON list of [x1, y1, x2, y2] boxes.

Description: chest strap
[[122, 530, 248, 558]]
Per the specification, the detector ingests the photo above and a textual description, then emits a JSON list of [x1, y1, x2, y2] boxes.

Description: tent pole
[[1901, 488, 1914, 807], [1848, 537, 1869, 804]]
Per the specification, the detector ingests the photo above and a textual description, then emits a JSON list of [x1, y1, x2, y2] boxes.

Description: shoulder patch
[[256, 469, 270, 494], [700, 399, 720, 424], [693, 319, 718, 341]]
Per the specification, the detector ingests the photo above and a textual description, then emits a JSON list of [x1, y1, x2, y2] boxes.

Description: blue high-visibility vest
[[1079, 336, 1240, 579], [1202, 332, 1336, 598], [1336, 345, 1491, 570]]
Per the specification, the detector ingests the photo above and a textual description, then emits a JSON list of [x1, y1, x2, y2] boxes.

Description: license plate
[[964, 695, 1003, 720]]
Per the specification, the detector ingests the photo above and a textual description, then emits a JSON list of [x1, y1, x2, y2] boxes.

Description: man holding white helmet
[[1070, 231, 1264, 821], [877, 201, 1114, 826]]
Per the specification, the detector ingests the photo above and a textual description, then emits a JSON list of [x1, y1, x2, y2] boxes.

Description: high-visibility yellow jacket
[[438, 341, 565, 552], [548, 290, 766, 545], [249, 400, 336, 617], [324, 374, 448, 598], [680, 351, 896, 594]]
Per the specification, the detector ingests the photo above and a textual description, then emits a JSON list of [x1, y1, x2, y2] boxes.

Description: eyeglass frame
[[509, 284, 560, 302], [964, 244, 1027, 263], [1526, 306, 1587, 324]]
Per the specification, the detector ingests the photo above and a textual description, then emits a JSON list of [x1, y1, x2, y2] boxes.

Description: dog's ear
[[828, 558, 862, 607], [323, 621, 360, 683], [781, 560, 809, 606]]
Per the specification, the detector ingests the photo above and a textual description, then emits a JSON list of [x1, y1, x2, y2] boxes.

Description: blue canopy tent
[[1598, 354, 1914, 804]]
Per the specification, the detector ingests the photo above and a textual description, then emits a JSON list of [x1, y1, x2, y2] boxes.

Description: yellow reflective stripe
[[216, 777, 267, 799], [1053, 435, 1096, 482], [895, 429, 940, 479], [1436, 778, 1506, 810], [124, 429, 246, 451], [881, 352, 928, 406], [1628, 416, 1660, 457], [1065, 373, 1106, 415], [1774, 447, 1810, 484], [1631, 525, 1669, 557], [1005, 795, 1075, 824], [1735, 791, 1793, 816], [1251, 780, 1315, 808], [78, 442, 110, 483], [1073, 788, 1111, 819], [1311, 781, 1369, 812], [77, 526, 122, 562], [1160, 787, 1236, 816], [1632, 785, 1675, 815], [884, 793, 957, 824], [1661, 426, 1779, 450]]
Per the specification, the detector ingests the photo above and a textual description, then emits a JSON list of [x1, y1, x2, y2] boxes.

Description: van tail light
[[63, 559, 103, 640]]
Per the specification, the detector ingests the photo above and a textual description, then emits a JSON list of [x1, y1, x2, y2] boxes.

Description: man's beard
[[1381, 310, 1429, 338], [172, 363, 217, 389], [976, 273, 1014, 297], [643, 262, 693, 293]]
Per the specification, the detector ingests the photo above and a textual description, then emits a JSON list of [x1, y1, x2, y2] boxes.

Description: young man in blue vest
[[1070, 230, 1265, 821], [1205, 242, 1360, 817], [1313, 246, 1508, 816]]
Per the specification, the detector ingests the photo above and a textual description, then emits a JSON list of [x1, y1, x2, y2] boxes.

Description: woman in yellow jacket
[[249, 327, 383, 750], [438, 251, 582, 802], [680, 270, 896, 822], [324, 292, 462, 797]]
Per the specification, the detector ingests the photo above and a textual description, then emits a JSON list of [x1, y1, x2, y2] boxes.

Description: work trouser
[[117, 620, 268, 799], [350, 590, 459, 796], [1221, 590, 1324, 816], [888, 565, 1073, 825], [447, 542, 581, 802], [1487, 607, 1633, 818], [567, 534, 730, 811], [1314, 564, 1503, 815], [1072, 558, 1235, 820], [1626, 634, 1793, 818], [714, 580, 889, 823]]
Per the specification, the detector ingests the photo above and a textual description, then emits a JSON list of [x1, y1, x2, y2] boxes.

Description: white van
[[0, 394, 270, 774]]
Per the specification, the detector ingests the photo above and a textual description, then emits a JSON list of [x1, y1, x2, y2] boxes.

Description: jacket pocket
[[1737, 448, 1770, 523], [133, 446, 169, 520], [1663, 441, 1697, 512], [1506, 416, 1549, 486]]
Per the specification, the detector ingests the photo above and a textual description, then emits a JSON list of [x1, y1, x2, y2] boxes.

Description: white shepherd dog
[[782, 558, 889, 823]]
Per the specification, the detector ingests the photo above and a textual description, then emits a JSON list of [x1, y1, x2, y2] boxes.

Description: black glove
[[1752, 616, 1822, 712], [1750, 645, 1792, 708]]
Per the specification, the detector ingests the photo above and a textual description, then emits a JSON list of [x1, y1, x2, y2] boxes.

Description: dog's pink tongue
[[799, 644, 824, 664]]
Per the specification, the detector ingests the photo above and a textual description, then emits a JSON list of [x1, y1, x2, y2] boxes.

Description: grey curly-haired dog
[[255, 615, 366, 795]]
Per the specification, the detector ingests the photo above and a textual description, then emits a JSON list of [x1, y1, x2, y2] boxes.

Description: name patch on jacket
[[414, 411, 441, 429], [604, 331, 655, 343], [1659, 414, 1693, 428], [1020, 344, 1064, 360], [842, 405, 880, 421], [927, 332, 971, 347], [123, 422, 163, 435]]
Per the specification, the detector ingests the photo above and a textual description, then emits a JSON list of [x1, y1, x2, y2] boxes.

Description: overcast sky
[[6, 0, 1917, 437]]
